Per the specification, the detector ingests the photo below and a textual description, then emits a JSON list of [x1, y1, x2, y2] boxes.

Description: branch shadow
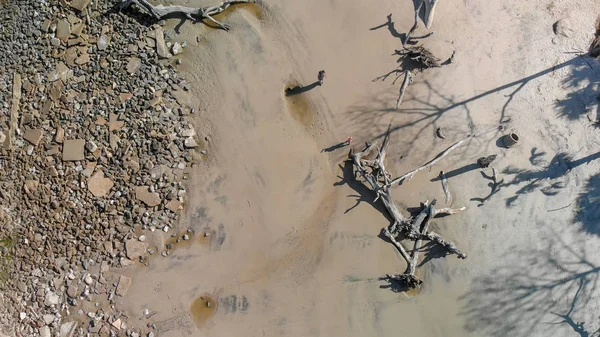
[[353, 57, 582, 151], [555, 57, 600, 123], [501, 149, 600, 207], [369, 14, 405, 43], [460, 235, 600, 337], [575, 173, 600, 235]]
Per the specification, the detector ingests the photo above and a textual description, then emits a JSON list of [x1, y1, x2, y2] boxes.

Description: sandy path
[[117, 0, 600, 336]]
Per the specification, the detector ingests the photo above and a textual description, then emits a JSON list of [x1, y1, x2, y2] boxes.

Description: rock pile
[[0, 0, 202, 335]]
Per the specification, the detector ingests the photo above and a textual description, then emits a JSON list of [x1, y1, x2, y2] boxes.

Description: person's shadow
[[285, 81, 320, 96], [321, 141, 349, 153]]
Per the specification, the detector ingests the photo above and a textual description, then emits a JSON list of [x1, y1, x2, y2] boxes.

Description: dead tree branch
[[423, 0, 439, 30], [119, 0, 255, 30], [390, 124, 504, 186], [349, 124, 492, 290], [440, 170, 451, 204], [396, 70, 413, 109]]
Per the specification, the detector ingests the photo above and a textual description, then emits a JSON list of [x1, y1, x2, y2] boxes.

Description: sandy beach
[[3, 0, 597, 335]]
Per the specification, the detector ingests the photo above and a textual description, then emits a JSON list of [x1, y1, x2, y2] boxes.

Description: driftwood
[[440, 171, 451, 204], [119, 0, 256, 30], [423, 0, 439, 30], [350, 123, 506, 290], [396, 70, 413, 109], [436, 127, 446, 139], [390, 125, 503, 186], [404, 0, 423, 45]]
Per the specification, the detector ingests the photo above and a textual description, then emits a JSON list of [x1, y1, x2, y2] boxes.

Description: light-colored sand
[[117, 0, 600, 336]]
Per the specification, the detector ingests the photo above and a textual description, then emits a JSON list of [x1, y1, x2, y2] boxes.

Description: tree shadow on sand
[[500, 148, 600, 208], [575, 173, 600, 235], [555, 57, 600, 124], [460, 235, 600, 337]]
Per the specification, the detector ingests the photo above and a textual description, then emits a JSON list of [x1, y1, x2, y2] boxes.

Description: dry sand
[[117, 0, 600, 336]]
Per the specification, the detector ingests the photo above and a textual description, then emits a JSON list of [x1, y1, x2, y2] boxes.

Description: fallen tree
[[350, 123, 503, 290], [118, 0, 256, 30]]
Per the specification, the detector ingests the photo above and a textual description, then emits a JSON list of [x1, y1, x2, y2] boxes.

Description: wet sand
[[117, 0, 600, 336]]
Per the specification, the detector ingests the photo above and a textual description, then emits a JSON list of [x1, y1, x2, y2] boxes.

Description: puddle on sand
[[190, 294, 217, 328], [284, 82, 315, 127]]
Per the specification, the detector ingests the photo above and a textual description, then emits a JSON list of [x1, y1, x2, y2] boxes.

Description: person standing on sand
[[346, 136, 352, 145], [318, 70, 326, 86]]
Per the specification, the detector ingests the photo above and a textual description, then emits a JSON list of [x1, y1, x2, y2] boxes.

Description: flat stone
[[0, 132, 6, 144], [119, 92, 133, 103], [126, 57, 141, 74], [59, 321, 77, 337], [23, 129, 43, 146], [116, 275, 132, 296], [135, 186, 161, 207], [184, 137, 199, 148], [87, 171, 113, 197], [24, 180, 39, 195], [81, 161, 96, 177], [149, 96, 162, 107], [47, 62, 72, 82], [166, 199, 182, 213], [75, 52, 90, 65], [67, 283, 79, 298], [45, 291, 60, 306], [56, 20, 70, 42], [126, 239, 147, 260], [69, 0, 90, 11], [54, 127, 64, 143], [155, 28, 170, 59], [179, 126, 196, 137], [111, 318, 122, 330], [109, 113, 124, 131], [39, 326, 51, 337], [62, 139, 85, 161], [43, 314, 55, 325]]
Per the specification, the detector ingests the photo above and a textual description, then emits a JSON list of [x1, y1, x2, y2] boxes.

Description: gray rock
[[97, 34, 109, 51], [44, 291, 60, 306], [42, 314, 55, 325], [39, 326, 51, 337], [155, 28, 171, 59], [184, 137, 198, 148], [86, 140, 98, 153], [126, 57, 141, 74], [171, 42, 183, 55], [59, 321, 77, 337]]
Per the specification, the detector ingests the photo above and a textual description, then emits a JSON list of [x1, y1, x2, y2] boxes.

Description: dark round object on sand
[[503, 133, 519, 148]]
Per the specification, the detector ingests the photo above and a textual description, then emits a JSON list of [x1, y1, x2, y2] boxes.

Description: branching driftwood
[[351, 123, 503, 290], [119, 0, 256, 30]]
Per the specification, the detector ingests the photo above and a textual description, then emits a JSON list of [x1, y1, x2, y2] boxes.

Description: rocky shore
[[0, 0, 202, 335]]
